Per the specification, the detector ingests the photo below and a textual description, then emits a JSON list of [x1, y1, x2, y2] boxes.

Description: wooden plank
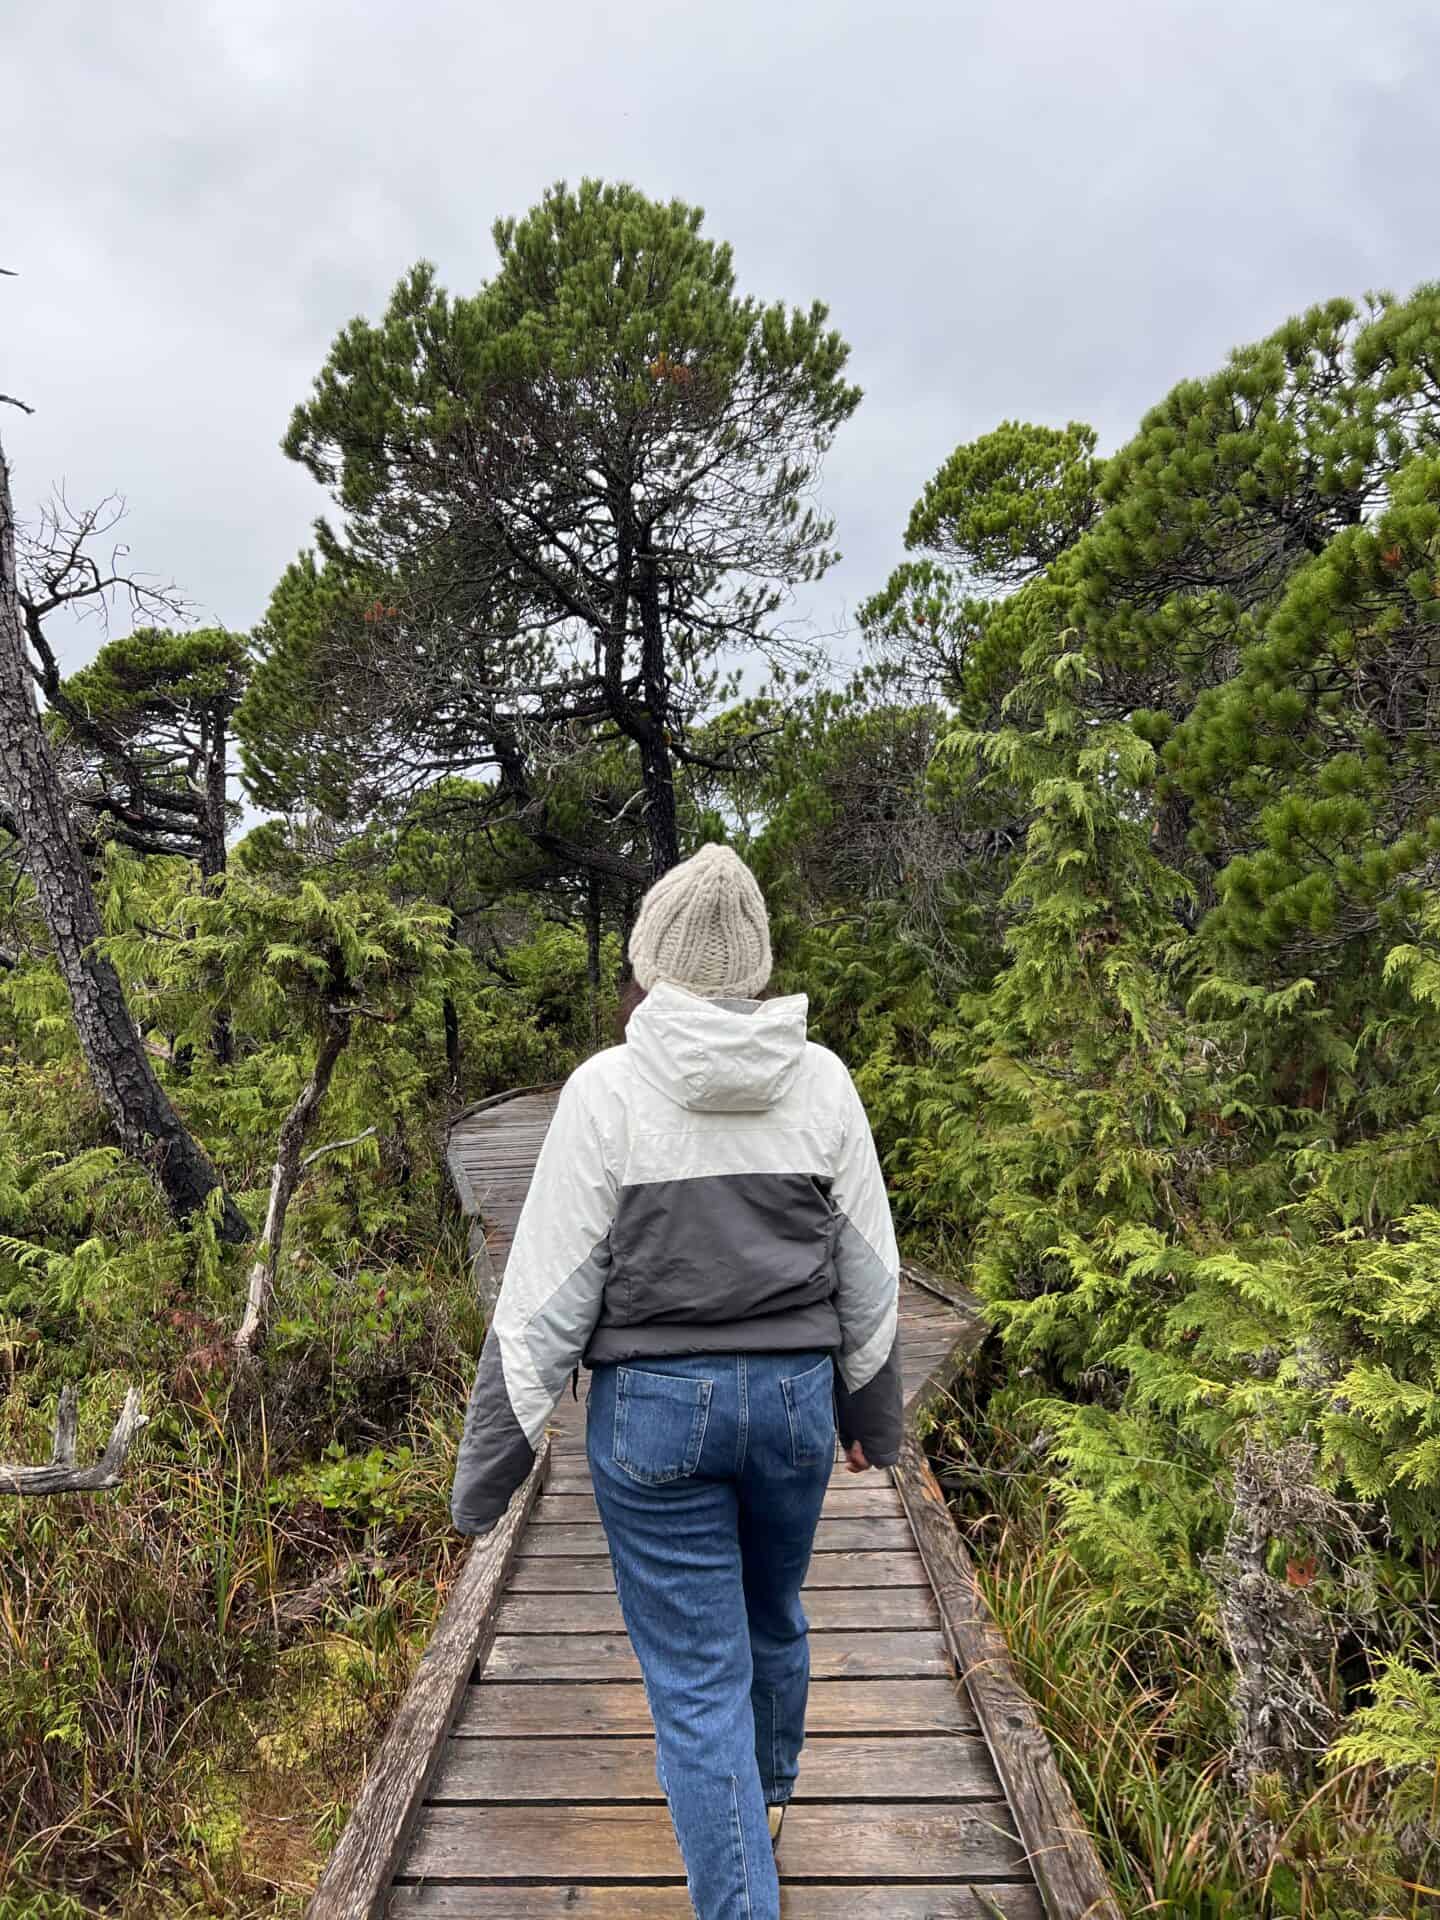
[[506, 1549, 932, 1593], [900, 1259, 986, 1321], [454, 1678, 977, 1738], [892, 1430, 1122, 1920], [516, 1518, 916, 1555], [304, 1447, 549, 1920], [527, 1487, 905, 1523], [428, 1731, 1000, 1803], [540, 1473, 895, 1502], [400, 1801, 1026, 1881], [389, 1884, 1046, 1918], [485, 1628, 951, 1681], [449, 1085, 562, 1129], [495, 1586, 941, 1633]]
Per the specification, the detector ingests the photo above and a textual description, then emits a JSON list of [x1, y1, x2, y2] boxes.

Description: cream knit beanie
[[628, 844, 773, 999]]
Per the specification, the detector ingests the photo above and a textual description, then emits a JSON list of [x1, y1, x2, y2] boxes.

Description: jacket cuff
[[450, 1326, 537, 1534], [833, 1330, 903, 1466]]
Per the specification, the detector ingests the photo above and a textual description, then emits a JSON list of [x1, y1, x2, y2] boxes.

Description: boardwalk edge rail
[[307, 1100, 1122, 1920]]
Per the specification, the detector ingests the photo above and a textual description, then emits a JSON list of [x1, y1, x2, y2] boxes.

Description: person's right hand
[[843, 1441, 870, 1473]]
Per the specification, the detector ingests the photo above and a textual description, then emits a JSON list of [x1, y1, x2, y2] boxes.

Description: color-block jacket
[[450, 984, 903, 1535]]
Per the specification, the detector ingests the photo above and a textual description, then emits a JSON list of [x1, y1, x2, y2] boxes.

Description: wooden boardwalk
[[310, 1087, 1120, 1920]]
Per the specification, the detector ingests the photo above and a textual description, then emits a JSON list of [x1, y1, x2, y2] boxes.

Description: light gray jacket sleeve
[[451, 1070, 617, 1535], [829, 1064, 904, 1466]]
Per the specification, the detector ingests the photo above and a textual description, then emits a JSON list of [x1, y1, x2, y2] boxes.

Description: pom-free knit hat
[[628, 844, 773, 999]]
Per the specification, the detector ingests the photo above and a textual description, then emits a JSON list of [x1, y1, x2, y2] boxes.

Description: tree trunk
[[618, 881, 640, 985], [586, 871, 603, 1047], [0, 436, 248, 1242], [0, 1383, 147, 1495], [632, 538, 681, 878], [443, 993, 461, 1094], [234, 1009, 352, 1356], [442, 908, 462, 1100], [200, 706, 229, 882]]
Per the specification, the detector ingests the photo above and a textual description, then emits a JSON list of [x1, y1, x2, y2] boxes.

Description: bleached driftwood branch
[[0, 1383, 147, 1494]]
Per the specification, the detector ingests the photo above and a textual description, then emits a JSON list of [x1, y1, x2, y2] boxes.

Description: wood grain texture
[[529, 1485, 905, 1519], [304, 1446, 549, 1920], [401, 1801, 1026, 1881], [496, 1585, 941, 1633], [485, 1626, 952, 1681], [515, 1517, 918, 1555], [899, 1258, 987, 1322], [455, 1677, 979, 1738], [427, 1731, 1000, 1803], [892, 1432, 1123, 1920], [388, 1884, 1046, 1918], [504, 1547, 932, 1593], [540, 1472, 896, 1502]]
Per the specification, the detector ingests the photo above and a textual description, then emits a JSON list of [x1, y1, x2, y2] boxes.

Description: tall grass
[[931, 1401, 1426, 1918], [0, 1256, 474, 1916]]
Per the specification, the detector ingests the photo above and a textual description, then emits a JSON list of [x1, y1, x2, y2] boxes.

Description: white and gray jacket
[[451, 984, 903, 1535]]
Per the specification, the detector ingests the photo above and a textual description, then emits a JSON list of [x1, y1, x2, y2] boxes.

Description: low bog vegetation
[[0, 884, 597, 1913]]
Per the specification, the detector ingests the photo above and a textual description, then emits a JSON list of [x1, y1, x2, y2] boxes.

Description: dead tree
[[0, 432, 248, 1239], [0, 1384, 147, 1494], [235, 1021, 371, 1358]]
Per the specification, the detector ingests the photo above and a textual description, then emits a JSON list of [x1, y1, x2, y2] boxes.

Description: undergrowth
[[930, 1363, 1438, 1918]]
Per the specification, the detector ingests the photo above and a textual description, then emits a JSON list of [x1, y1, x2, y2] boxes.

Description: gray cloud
[[5, 0, 1437, 671]]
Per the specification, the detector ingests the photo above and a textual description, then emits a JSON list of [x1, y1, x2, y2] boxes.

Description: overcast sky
[[4, 0, 1438, 674]]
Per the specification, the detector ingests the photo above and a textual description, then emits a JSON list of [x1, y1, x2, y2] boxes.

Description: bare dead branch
[[301, 1124, 378, 1170], [0, 1384, 148, 1495]]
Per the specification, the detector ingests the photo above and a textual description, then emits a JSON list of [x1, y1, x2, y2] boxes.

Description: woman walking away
[[450, 843, 902, 1920]]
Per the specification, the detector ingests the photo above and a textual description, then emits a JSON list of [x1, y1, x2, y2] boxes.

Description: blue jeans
[[586, 1349, 835, 1920]]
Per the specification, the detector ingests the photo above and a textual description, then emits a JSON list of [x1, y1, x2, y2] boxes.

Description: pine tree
[[240, 179, 860, 881], [56, 627, 246, 878], [815, 285, 1440, 1830]]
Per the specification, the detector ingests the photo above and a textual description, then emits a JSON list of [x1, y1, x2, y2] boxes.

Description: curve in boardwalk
[[308, 1087, 1120, 1920]]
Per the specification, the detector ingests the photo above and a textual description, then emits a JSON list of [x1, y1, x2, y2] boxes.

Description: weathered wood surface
[[445, 1086, 563, 1310], [453, 1676, 980, 1738], [308, 1081, 1116, 1920], [496, 1585, 941, 1631], [403, 1802, 1030, 1879], [428, 1731, 998, 1801], [306, 1445, 549, 1920], [389, 1887, 1046, 1918]]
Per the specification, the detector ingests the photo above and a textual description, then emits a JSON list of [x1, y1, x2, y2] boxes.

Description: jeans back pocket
[[781, 1354, 836, 1467], [613, 1367, 712, 1486]]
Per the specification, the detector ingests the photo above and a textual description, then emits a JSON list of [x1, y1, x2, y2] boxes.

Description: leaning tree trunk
[[0, 436, 248, 1241], [235, 1008, 353, 1357], [200, 705, 236, 1065]]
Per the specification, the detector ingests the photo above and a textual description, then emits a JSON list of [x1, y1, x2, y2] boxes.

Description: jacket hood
[[625, 982, 810, 1113]]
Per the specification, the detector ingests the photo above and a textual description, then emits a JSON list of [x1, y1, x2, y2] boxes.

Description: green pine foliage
[[773, 285, 1440, 1912]]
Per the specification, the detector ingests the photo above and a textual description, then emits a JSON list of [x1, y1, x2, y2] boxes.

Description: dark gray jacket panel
[[602, 1171, 837, 1330]]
